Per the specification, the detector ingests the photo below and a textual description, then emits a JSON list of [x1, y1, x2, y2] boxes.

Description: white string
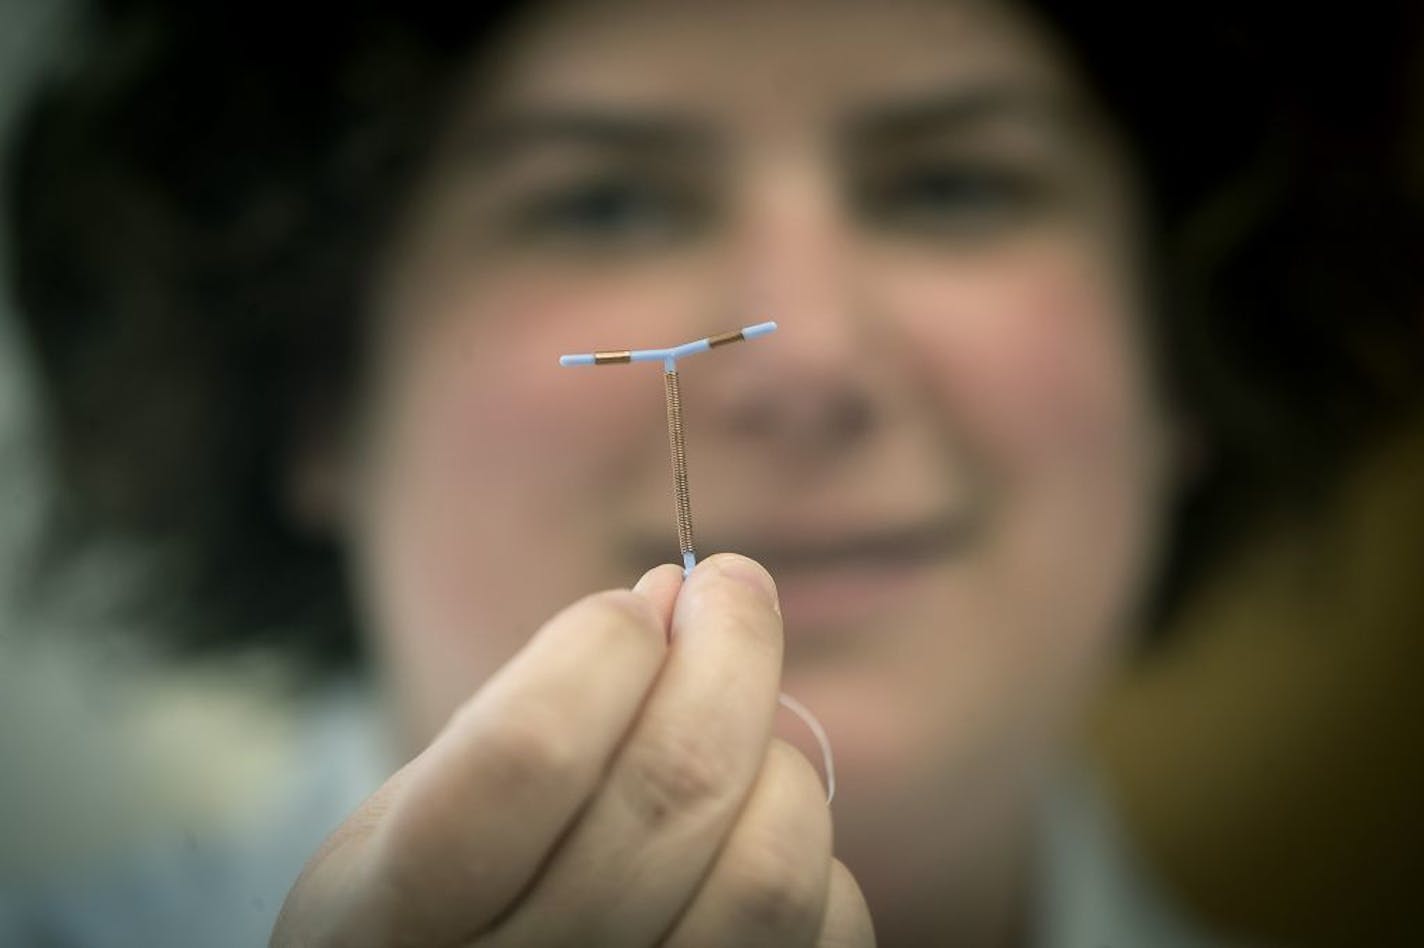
[[776, 691, 836, 805]]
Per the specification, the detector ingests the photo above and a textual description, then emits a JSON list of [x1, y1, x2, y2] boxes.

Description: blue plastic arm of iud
[[559, 321, 777, 367]]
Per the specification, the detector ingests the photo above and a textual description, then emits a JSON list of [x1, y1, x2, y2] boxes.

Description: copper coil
[[707, 329, 745, 348], [664, 369, 695, 556]]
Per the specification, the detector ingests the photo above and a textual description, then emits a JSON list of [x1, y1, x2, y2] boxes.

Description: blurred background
[[0, 0, 301, 898], [1, 2, 1422, 946]]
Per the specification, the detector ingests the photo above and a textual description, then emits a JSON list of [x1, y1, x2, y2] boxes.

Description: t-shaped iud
[[558, 320, 835, 803], [560, 320, 778, 575]]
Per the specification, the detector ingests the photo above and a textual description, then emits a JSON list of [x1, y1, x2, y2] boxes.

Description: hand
[[271, 553, 875, 947]]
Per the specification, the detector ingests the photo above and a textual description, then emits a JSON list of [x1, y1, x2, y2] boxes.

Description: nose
[[703, 160, 885, 462]]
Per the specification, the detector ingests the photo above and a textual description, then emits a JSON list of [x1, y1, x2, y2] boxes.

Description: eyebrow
[[453, 82, 1078, 170], [457, 110, 716, 166], [843, 83, 1080, 148]]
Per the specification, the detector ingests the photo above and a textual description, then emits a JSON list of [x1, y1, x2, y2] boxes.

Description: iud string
[[560, 321, 836, 803]]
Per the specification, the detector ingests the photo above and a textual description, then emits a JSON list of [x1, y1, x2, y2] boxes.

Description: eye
[[857, 161, 1047, 236], [514, 176, 701, 245]]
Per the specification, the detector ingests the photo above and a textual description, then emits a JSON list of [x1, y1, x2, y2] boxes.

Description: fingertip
[[632, 562, 685, 630], [633, 562, 684, 594], [820, 859, 877, 947], [695, 552, 779, 614]]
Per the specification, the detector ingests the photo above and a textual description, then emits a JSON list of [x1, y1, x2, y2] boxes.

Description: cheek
[[885, 240, 1167, 666], [387, 259, 726, 470], [888, 245, 1148, 472]]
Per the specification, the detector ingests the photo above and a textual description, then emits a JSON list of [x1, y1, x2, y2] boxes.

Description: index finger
[[286, 564, 685, 947]]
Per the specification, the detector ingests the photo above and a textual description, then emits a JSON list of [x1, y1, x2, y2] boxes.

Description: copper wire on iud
[[558, 319, 836, 804], [560, 320, 777, 574], [664, 367, 695, 564]]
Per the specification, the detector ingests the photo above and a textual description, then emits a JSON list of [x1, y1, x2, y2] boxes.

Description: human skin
[[282, 0, 1175, 944], [273, 556, 874, 945]]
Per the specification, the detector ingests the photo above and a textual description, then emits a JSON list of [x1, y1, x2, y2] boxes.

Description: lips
[[624, 509, 980, 578]]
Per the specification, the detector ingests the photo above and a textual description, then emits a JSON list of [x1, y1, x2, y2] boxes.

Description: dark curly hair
[[8, 0, 1424, 671]]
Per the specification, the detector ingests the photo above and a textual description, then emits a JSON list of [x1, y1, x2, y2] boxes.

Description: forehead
[[470, 0, 1079, 131]]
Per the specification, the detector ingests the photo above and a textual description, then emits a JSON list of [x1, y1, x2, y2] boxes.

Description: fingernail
[[708, 554, 780, 614]]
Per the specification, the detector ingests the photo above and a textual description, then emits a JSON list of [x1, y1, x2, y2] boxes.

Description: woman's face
[[344, 0, 1172, 908]]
